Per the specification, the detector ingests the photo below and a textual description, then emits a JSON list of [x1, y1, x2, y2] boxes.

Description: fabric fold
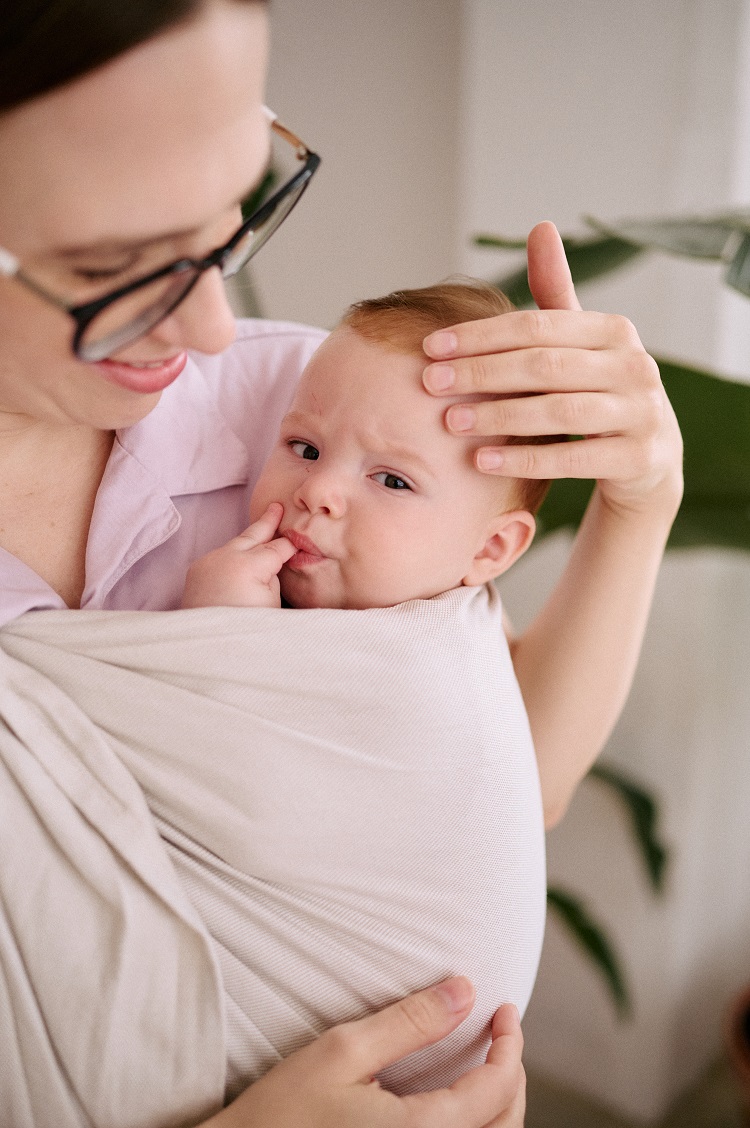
[[1, 583, 545, 1120], [0, 648, 226, 1128]]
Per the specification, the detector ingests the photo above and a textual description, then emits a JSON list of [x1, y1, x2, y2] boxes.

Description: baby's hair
[[341, 279, 563, 515]]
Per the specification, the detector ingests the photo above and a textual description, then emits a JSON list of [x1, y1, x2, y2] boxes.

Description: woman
[[0, 2, 682, 1126]]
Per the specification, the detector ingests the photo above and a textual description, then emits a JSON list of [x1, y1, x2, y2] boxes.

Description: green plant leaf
[[534, 360, 750, 553], [241, 167, 278, 221], [584, 214, 745, 260], [660, 360, 750, 550], [725, 232, 750, 297], [473, 234, 528, 250], [534, 478, 595, 540], [477, 233, 645, 308], [546, 886, 630, 1017], [587, 764, 668, 893]]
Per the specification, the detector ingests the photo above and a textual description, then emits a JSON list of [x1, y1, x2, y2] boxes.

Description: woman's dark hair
[[0, 0, 263, 113]]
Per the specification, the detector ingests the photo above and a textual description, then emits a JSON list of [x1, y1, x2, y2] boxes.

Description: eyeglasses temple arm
[[263, 105, 311, 161], [0, 247, 19, 277]]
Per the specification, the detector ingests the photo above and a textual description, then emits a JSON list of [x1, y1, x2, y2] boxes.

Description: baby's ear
[[462, 510, 536, 587]]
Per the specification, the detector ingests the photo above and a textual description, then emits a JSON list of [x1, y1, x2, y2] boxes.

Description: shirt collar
[[0, 354, 252, 623], [115, 352, 250, 497]]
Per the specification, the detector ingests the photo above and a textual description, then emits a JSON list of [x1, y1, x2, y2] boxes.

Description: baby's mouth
[[282, 528, 327, 569]]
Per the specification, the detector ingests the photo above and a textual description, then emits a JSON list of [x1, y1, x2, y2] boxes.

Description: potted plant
[[476, 212, 750, 1018]]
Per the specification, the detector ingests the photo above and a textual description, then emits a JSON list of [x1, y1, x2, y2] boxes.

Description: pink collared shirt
[[0, 319, 327, 629]]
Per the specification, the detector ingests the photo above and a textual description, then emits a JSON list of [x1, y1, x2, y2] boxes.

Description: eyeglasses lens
[[222, 178, 309, 279], [77, 125, 315, 361], [78, 268, 201, 362]]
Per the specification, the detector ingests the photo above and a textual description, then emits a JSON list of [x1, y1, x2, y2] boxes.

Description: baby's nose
[[294, 470, 346, 518]]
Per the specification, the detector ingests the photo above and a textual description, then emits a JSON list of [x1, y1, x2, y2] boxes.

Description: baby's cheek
[[249, 463, 284, 522]]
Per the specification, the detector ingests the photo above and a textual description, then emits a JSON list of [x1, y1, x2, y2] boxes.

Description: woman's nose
[[147, 265, 237, 355], [293, 467, 346, 519]]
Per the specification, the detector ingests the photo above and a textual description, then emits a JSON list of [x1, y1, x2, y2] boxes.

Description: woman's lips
[[93, 351, 188, 394], [282, 528, 327, 569]]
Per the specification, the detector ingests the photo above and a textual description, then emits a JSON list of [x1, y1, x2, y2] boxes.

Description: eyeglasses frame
[[0, 113, 320, 359]]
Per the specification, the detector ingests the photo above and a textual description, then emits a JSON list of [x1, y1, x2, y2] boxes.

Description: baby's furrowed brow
[[375, 442, 437, 480], [282, 410, 317, 429]]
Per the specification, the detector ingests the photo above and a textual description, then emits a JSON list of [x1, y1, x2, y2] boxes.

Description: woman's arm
[[424, 222, 683, 828], [203, 980, 525, 1128], [506, 479, 679, 827]]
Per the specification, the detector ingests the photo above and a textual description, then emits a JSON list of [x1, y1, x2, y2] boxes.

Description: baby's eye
[[289, 440, 320, 461], [372, 472, 411, 491]]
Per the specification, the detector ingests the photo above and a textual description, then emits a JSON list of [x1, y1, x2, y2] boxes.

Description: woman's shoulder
[[136, 317, 327, 468]]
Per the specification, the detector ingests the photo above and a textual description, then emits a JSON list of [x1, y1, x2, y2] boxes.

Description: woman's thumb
[[316, 977, 476, 1084], [527, 220, 582, 312]]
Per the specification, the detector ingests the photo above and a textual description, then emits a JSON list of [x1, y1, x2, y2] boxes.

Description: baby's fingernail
[[477, 448, 504, 470], [424, 330, 458, 358], [424, 364, 455, 392], [432, 977, 475, 1013], [447, 406, 475, 432]]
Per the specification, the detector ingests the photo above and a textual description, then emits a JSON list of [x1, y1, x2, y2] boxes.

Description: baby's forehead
[[294, 333, 500, 438]]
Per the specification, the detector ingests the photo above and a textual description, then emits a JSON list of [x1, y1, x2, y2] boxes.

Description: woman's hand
[[206, 977, 525, 1128], [422, 220, 683, 522], [423, 222, 685, 826]]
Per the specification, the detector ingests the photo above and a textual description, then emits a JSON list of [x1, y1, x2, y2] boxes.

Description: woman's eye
[[75, 267, 128, 282], [372, 472, 411, 491], [289, 441, 319, 461]]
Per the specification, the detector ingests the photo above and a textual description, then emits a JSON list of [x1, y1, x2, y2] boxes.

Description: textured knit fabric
[[0, 583, 545, 1119], [0, 639, 226, 1128]]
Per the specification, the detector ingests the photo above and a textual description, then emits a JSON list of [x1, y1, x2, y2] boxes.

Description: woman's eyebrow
[[50, 160, 273, 259]]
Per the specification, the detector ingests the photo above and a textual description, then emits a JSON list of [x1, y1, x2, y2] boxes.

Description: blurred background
[[246, 2, 750, 1124]]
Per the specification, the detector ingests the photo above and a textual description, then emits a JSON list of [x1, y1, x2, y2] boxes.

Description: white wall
[[460, 0, 750, 382], [253, 0, 462, 329]]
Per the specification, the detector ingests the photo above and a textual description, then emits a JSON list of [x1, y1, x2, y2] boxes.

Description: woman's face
[[0, 0, 270, 431]]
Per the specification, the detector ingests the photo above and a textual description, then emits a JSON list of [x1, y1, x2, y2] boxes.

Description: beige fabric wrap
[[0, 583, 546, 1127]]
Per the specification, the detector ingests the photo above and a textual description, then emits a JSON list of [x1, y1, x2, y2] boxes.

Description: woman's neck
[[0, 420, 115, 608]]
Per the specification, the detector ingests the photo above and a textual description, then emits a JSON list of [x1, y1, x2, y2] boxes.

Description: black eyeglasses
[[0, 112, 320, 362]]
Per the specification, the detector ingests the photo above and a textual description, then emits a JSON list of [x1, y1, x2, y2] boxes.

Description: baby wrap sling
[[0, 583, 546, 1128]]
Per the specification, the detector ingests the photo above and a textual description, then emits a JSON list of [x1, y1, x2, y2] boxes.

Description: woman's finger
[[422, 308, 637, 369], [423, 340, 656, 399], [526, 219, 582, 312], [234, 502, 284, 550], [304, 977, 477, 1085], [475, 435, 645, 480], [483, 1069, 527, 1128], [402, 1003, 525, 1128], [446, 391, 633, 440]]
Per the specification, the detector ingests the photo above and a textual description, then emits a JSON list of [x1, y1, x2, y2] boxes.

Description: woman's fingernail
[[432, 977, 475, 1013], [424, 364, 455, 392], [477, 448, 504, 470], [500, 1002, 521, 1030], [447, 406, 475, 432], [425, 330, 458, 358]]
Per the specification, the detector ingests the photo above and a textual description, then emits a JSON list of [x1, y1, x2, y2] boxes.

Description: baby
[[174, 280, 557, 1097], [183, 280, 554, 614]]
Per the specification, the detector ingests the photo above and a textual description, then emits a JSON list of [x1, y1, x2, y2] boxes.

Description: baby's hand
[[181, 503, 295, 609]]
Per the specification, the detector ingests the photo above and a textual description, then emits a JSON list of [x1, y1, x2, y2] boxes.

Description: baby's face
[[250, 327, 528, 609]]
